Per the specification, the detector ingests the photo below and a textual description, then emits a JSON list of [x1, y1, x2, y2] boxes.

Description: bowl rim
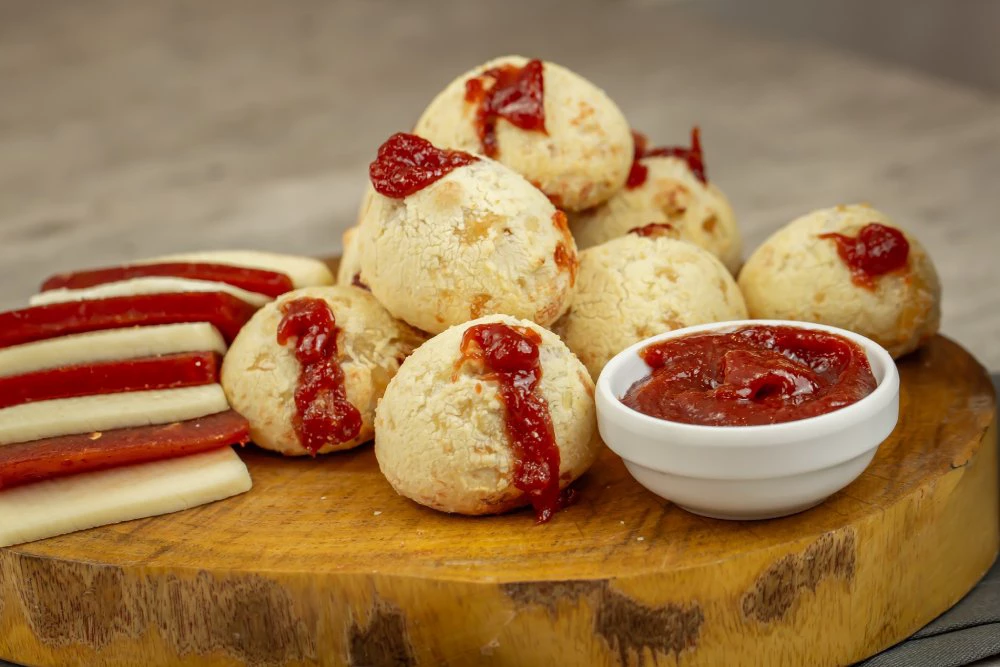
[[595, 319, 900, 445]]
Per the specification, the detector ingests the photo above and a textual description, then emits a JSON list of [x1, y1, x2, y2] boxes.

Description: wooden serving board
[[1, 266, 997, 666]]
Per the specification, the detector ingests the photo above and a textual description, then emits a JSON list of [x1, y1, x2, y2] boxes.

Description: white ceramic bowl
[[595, 319, 900, 520]]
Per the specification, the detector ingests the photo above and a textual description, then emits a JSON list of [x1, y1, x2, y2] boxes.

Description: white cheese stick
[[30, 277, 271, 308], [144, 250, 334, 288], [0, 322, 226, 379], [0, 447, 251, 547], [0, 384, 229, 446]]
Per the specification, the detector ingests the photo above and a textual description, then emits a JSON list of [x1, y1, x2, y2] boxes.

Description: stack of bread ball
[[224, 54, 941, 522]]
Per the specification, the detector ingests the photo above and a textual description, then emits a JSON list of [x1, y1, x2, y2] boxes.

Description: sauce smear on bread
[[277, 297, 361, 454], [459, 323, 570, 522], [464, 59, 547, 158]]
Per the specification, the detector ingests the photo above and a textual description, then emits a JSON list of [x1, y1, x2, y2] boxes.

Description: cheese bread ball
[[738, 204, 940, 358], [221, 286, 425, 456], [413, 55, 633, 211], [556, 229, 748, 379], [336, 225, 364, 288], [358, 151, 577, 334], [375, 314, 600, 516], [570, 156, 742, 273]]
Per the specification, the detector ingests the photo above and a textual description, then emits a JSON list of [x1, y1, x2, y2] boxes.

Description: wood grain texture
[[0, 324, 996, 666]]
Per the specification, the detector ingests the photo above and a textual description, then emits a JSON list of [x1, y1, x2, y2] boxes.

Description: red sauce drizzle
[[627, 127, 707, 189], [622, 325, 877, 427], [350, 272, 371, 292], [276, 297, 361, 454], [626, 131, 650, 189], [628, 222, 676, 238], [819, 223, 910, 290], [369, 133, 478, 199], [464, 59, 547, 158], [459, 323, 569, 522]]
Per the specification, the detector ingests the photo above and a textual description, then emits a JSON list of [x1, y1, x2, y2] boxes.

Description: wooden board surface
[[0, 315, 997, 665]]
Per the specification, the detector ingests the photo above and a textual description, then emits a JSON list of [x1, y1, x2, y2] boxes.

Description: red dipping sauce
[[464, 59, 547, 158], [819, 223, 910, 289], [627, 127, 707, 189], [621, 325, 877, 427], [277, 297, 361, 454], [459, 323, 570, 522], [369, 133, 478, 199]]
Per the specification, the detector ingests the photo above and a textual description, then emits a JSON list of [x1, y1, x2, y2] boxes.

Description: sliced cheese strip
[[0, 447, 251, 547], [145, 250, 334, 288], [0, 384, 229, 446], [0, 322, 225, 378], [30, 277, 272, 308]]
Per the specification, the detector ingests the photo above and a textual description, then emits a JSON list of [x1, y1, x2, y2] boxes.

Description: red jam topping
[[369, 133, 478, 199], [350, 272, 370, 292], [0, 292, 257, 349], [819, 223, 910, 289], [41, 263, 294, 298], [459, 323, 569, 522], [0, 351, 221, 410], [628, 222, 676, 238], [0, 410, 250, 490], [627, 127, 707, 189], [277, 297, 361, 454], [621, 325, 877, 427], [626, 131, 651, 189], [464, 59, 547, 158]]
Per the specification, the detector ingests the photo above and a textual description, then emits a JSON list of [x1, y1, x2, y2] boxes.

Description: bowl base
[[677, 498, 826, 521]]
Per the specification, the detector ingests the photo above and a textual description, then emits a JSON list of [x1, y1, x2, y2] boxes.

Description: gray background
[[0, 0, 998, 368]]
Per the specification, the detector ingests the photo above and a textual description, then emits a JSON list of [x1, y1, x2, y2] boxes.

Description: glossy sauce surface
[[819, 223, 910, 289], [627, 127, 707, 189], [0, 410, 249, 490], [459, 323, 569, 522], [369, 133, 478, 199], [41, 262, 294, 298], [622, 325, 877, 426], [277, 297, 361, 454], [464, 59, 547, 158]]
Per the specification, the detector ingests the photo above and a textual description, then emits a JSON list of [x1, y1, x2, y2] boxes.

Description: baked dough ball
[[738, 204, 940, 358], [413, 55, 633, 211], [358, 151, 577, 334], [569, 156, 742, 273], [375, 314, 600, 516], [336, 225, 364, 288], [222, 286, 425, 456], [556, 230, 748, 379]]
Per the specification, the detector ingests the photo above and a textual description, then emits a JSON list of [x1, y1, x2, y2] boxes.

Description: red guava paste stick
[[0, 410, 250, 490]]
